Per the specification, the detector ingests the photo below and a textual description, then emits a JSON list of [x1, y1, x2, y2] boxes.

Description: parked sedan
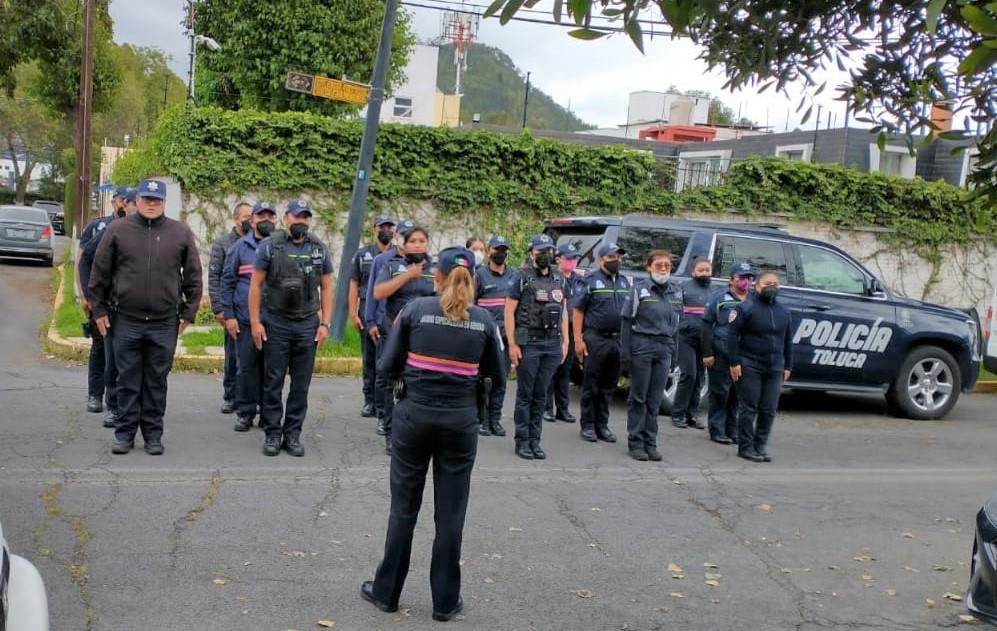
[[1, 515, 50, 631], [0, 206, 54, 267]]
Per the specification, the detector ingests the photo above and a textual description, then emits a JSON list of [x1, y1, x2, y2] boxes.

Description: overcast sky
[[109, 0, 855, 132]]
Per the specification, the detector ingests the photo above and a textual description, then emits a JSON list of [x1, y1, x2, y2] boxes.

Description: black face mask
[[759, 286, 779, 303], [240, 219, 252, 235], [115, 208, 126, 218], [377, 230, 393, 245], [405, 252, 428, 265], [289, 223, 308, 240], [490, 251, 508, 265], [256, 220, 274, 237], [694, 274, 712, 287], [604, 260, 621, 275], [535, 252, 552, 270]]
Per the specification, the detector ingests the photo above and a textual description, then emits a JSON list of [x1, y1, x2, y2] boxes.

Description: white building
[[378, 44, 441, 127], [581, 91, 712, 139], [0, 152, 47, 192]]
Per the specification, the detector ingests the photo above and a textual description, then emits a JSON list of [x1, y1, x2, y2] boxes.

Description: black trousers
[[112, 314, 178, 443], [707, 352, 738, 440], [626, 335, 673, 450], [379, 327, 398, 439], [374, 329, 389, 421], [260, 314, 318, 440], [222, 330, 237, 403], [103, 313, 119, 413], [545, 335, 575, 416], [736, 361, 784, 453], [86, 315, 106, 400], [235, 324, 264, 420], [360, 314, 376, 407], [579, 333, 621, 432], [481, 334, 510, 424], [512, 337, 561, 448], [672, 334, 705, 423], [372, 398, 477, 614]]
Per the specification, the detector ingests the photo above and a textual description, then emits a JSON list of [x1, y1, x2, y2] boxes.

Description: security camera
[[195, 35, 221, 52]]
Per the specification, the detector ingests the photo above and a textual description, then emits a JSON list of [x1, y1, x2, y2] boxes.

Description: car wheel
[[44, 255, 54, 267], [659, 366, 709, 415], [886, 345, 961, 420]]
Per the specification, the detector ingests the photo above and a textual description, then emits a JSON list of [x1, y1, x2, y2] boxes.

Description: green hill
[[436, 43, 593, 131]]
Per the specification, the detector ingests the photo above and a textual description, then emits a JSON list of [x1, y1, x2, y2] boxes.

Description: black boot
[[360, 581, 398, 613], [262, 435, 280, 457], [478, 422, 492, 436], [489, 420, 506, 437], [87, 396, 103, 413], [515, 443, 534, 460], [433, 597, 464, 622]]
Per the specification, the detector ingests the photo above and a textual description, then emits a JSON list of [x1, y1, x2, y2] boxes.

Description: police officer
[[361, 246, 504, 623], [473, 235, 514, 437], [573, 242, 630, 444], [349, 215, 396, 418], [249, 199, 334, 457], [728, 271, 794, 463], [544, 242, 583, 423], [620, 250, 682, 461], [220, 202, 278, 432], [701, 262, 754, 445], [209, 201, 252, 415], [504, 234, 569, 460], [671, 257, 713, 429], [373, 226, 436, 453], [89, 179, 203, 455]]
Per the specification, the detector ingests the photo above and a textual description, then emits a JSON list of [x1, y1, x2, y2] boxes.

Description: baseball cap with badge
[[528, 233, 555, 251], [123, 188, 138, 203], [373, 214, 395, 227], [112, 185, 129, 199], [732, 262, 755, 277], [437, 246, 474, 275], [488, 235, 510, 250], [286, 199, 312, 216], [557, 243, 580, 259], [597, 242, 626, 258], [396, 219, 417, 238], [252, 201, 277, 215], [138, 179, 167, 200]]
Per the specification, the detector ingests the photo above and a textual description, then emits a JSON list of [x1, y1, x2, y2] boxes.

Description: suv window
[[616, 226, 691, 272], [796, 244, 866, 294], [547, 226, 607, 269], [713, 235, 790, 281]]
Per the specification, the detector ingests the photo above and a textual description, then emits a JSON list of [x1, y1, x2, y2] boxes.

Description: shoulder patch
[[364, 252, 373, 260], [639, 287, 651, 299], [728, 310, 738, 323], [595, 280, 604, 289]]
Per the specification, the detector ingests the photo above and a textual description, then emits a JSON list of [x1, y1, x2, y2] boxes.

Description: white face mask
[[473, 251, 485, 266], [650, 272, 670, 285]]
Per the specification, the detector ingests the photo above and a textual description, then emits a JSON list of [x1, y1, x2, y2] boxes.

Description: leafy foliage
[[193, 0, 415, 115]]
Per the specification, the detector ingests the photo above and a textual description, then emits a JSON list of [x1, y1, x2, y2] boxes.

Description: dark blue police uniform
[[364, 247, 505, 621], [473, 236, 515, 436], [621, 278, 681, 458], [79, 213, 115, 415], [209, 225, 244, 411], [545, 243, 584, 423], [701, 285, 749, 443], [351, 242, 384, 410], [672, 277, 712, 428], [728, 294, 794, 460]]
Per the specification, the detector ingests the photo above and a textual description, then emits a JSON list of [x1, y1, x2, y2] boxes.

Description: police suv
[[544, 214, 983, 420]]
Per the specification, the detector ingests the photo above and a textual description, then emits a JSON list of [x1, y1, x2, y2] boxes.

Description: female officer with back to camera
[[361, 246, 505, 623]]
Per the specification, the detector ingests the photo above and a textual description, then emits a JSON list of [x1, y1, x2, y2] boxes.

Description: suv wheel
[[659, 366, 709, 415], [886, 345, 961, 420]]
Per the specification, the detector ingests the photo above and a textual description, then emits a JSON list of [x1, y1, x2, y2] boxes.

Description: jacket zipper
[[146, 219, 152, 321]]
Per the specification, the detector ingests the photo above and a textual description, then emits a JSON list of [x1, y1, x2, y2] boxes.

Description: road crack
[[168, 470, 224, 570]]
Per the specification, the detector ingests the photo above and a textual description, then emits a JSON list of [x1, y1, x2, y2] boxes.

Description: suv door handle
[[805, 304, 832, 311]]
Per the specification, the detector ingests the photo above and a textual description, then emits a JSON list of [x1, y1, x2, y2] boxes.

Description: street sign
[[284, 71, 371, 105]]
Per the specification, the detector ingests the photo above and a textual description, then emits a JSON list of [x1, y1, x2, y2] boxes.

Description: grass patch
[[981, 366, 997, 382], [180, 321, 361, 357], [54, 263, 87, 338]]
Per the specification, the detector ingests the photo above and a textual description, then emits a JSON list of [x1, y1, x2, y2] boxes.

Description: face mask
[[473, 251, 485, 266], [240, 219, 252, 235], [650, 272, 670, 285], [405, 252, 428, 265], [604, 260, 621, 275], [535, 252, 552, 270], [734, 277, 752, 292], [377, 230, 393, 245], [256, 220, 274, 237], [115, 208, 126, 218], [694, 274, 712, 287], [490, 251, 508, 265], [759, 286, 779, 303], [559, 259, 578, 275], [289, 223, 308, 240]]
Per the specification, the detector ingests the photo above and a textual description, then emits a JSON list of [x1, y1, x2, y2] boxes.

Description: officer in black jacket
[[573, 242, 630, 444], [701, 262, 754, 445], [362, 246, 505, 623], [544, 242, 583, 423], [728, 271, 794, 463], [473, 235, 514, 436], [671, 257, 714, 429], [249, 200, 334, 458]]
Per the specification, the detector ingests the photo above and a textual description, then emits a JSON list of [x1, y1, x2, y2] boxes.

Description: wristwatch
[[320, 322, 331, 328]]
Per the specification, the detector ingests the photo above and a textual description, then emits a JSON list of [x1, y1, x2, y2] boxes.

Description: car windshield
[[0, 207, 49, 223], [544, 225, 607, 269]]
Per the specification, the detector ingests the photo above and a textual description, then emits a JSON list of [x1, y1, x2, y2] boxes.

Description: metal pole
[[186, 1, 195, 101], [330, 0, 400, 341], [522, 71, 531, 129], [75, 0, 95, 240]]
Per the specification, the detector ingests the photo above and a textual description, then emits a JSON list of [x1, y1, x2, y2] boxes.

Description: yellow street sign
[[311, 75, 371, 105]]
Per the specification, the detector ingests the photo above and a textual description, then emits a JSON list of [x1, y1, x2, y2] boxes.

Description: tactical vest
[[514, 266, 566, 345], [264, 231, 324, 320]]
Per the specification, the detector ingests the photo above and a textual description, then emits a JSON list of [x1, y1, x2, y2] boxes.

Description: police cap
[[437, 246, 475, 275], [137, 179, 167, 200], [732, 262, 755, 277]]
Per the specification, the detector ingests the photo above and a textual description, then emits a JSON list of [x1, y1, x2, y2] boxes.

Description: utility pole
[[330, 0, 400, 341], [522, 71, 531, 129], [74, 0, 96, 240], [186, 0, 195, 101]]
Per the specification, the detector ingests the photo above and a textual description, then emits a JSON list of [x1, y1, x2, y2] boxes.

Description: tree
[[0, 0, 66, 94], [484, 0, 997, 204], [193, 0, 416, 115]]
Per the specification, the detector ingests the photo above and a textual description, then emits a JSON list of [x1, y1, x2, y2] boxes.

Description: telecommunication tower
[[440, 7, 479, 96]]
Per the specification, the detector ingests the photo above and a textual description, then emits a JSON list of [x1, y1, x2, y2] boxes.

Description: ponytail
[[438, 266, 474, 321]]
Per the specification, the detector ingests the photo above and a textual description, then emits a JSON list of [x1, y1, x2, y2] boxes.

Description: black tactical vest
[[514, 265, 566, 344], [264, 231, 324, 320]]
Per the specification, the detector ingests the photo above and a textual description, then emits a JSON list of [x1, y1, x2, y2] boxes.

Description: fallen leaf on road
[[509, 527, 523, 532], [886, 589, 897, 596], [782, 569, 793, 575], [318, 511, 328, 517], [853, 555, 875, 563], [574, 589, 595, 598], [489, 553, 502, 559], [669, 592, 684, 598], [243, 561, 252, 566], [672, 479, 684, 486], [944, 592, 964, 602], [591, 507, 601, 512], [705, 573, 722, 580], [925, 598, 936, 609], [316, 620, 335, 628], [862, 575, 874, 581], [934, 566, 952, 572], [902, 532, 914, 539], [484, 577, 495, 584], [588, 543, 599, 548], [904, 566, 920, 573], [711, 598, 720, 604], [667, 563, 684, 574], [705, 579, 720, 587], [755, 504, 772, 512], [212, 577, 228, 586], [828, 565, 839, 571], [959, 614, 976, 622], [291, 551, 307, 558], [703, 562, 718, 569]]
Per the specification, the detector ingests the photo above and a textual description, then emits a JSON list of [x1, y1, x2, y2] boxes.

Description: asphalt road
[[1, 244, 994, 630]]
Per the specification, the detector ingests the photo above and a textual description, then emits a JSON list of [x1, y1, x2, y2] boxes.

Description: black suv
[[544, 214, 982, 420], [31, 201, 64, 235]]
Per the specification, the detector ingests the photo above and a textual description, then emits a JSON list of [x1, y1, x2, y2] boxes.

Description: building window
[[675, 149, 732, 191], [869, 144, 917, 178], [960, 148, 980, 189], [393, 97, 413, 119], [775, 143, 813, 162]]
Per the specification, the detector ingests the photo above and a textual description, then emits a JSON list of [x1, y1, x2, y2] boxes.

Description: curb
[[45, 264, 362, 377], [975, 381, 997, 394]]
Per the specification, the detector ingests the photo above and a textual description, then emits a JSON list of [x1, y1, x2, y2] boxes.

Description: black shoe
[[580, 428, 597, 442], [234, 416, 252, 432], [687, 419, 705, 430], [144, 440, 164, 456], [738, 449, 765, 463], [87, 396, 103, 413], [375, 418, 387, 436], [220, 400, 235, 415], [263, 436, 280, 457], [596, 429, 617, 443], [726, 434, 739, 446], [515, 445, 534, 460], [432, 597, 464, 622], [645, 446, 663, 461], [531, 446, 546, 460], [556, 411, 577, 423], [671, 421, 687, 429], [283, 436, 305, 457], [360, 581, 398, 613], [489, 420, 507, 437], [478, 422, 492, 436], [629, 448, 649, 461], [102, 410, 117, 429], [710, 434, 734, 445], [757, 450, 772, 462], [111, 439, 133, 454], [360, 402, 375, 418], [385, 438, 392, 456], [543, 412, 557, 423]]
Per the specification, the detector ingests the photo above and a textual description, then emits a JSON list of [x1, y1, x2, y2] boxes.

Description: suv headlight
[[968, 320, 981, 362]]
